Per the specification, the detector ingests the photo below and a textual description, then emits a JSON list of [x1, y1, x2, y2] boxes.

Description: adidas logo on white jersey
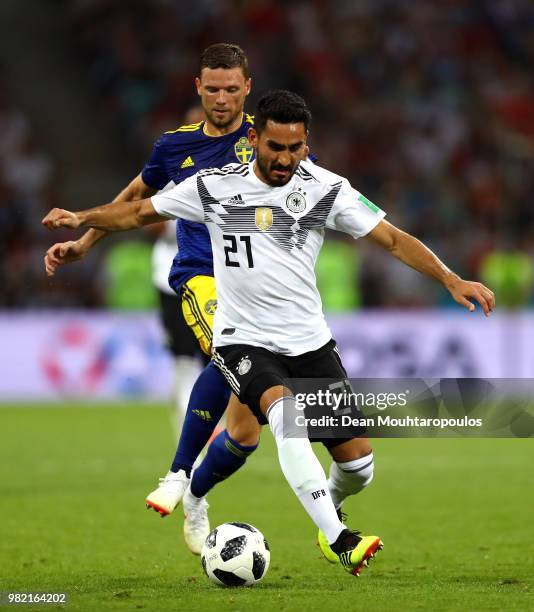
[[227, 194, 245, 206]]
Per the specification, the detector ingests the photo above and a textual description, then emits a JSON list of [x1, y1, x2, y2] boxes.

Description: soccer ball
[[201, 522, 270, 587]]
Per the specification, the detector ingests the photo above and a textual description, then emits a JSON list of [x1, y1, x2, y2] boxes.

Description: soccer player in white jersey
[[43, 90, 495, 576]]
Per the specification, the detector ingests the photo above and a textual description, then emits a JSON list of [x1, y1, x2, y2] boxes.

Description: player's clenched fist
[[42, 208, 81, 230]]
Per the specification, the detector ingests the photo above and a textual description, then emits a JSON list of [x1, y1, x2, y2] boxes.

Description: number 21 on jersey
[[223, 234, 254, 268]]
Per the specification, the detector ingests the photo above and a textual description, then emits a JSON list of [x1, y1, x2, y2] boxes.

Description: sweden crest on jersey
[[255, 207, 273, 231], [234, 136, 254, 163]]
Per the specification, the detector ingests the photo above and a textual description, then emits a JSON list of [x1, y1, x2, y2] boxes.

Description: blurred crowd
[[0, 80, 104, 308], [3, 0, 534, 309]]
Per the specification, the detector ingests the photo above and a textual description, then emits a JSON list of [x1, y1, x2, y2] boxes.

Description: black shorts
[[158, 289, 207, 362], [213, 339, 366, 447]]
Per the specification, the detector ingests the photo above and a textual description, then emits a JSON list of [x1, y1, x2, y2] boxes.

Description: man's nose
[[278, 150, 291, 167], [216, 90, 226, 105]]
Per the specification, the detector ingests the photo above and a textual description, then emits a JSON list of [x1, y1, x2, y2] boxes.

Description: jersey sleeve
[[141, 136, 171, 190], [326, 179, 386, 238], [151, 173, 204, 223]]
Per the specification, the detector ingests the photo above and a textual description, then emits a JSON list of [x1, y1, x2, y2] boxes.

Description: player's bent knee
[[226, 395, 262, 446], [227, 419, 261, 446], [258, 384, 286, 415], [327, 437, 372, 462]]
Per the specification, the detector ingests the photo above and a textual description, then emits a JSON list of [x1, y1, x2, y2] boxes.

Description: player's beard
[[256, 153, 295, 187]]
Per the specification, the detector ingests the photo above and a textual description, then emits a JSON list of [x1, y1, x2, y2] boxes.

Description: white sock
[[267, 397, 345, 544], [328, 453, 374, 509]]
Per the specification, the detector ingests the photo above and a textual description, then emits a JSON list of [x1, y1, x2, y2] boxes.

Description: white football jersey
[[152, 160, 385, 355]]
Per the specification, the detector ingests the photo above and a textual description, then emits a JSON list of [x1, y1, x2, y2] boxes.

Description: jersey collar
[[201, 112, 247, 138]]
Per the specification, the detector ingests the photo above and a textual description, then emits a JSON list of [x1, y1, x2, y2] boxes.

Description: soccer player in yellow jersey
[[45, 44, 264, 553]]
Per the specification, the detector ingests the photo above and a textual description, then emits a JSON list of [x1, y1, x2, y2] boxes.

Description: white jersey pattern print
[[152, 160, 386, 356]]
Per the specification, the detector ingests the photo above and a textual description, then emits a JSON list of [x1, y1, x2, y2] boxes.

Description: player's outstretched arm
[[366, 220, 495, 316], [42, 196, 166, 233], [44, 174, 155, 277]]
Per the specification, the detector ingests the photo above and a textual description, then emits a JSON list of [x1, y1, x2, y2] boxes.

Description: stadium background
[[3, 0, 534, 312], [0, 2, 533, 610], [2, 0, 534, 394]]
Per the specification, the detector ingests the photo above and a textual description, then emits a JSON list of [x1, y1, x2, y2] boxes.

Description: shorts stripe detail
[[182, 285, 213, 343], [183, 291, 211, 342], [212, 351, 240, 395], [212, 350, 240, 395]]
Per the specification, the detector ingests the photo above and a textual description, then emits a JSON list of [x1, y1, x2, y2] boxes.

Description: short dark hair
[[200, 43, 249, 78], [254, 90, 312, 134]]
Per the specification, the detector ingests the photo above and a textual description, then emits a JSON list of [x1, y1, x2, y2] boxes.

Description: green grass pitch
[[0, 404, 532, 611]]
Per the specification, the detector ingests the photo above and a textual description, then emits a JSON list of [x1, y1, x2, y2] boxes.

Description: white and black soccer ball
[[201, 522, 270, 587]]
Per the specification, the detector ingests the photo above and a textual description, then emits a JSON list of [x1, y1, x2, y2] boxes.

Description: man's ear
[[194, 76, 201, 96], [248, 127, 258, 148]]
